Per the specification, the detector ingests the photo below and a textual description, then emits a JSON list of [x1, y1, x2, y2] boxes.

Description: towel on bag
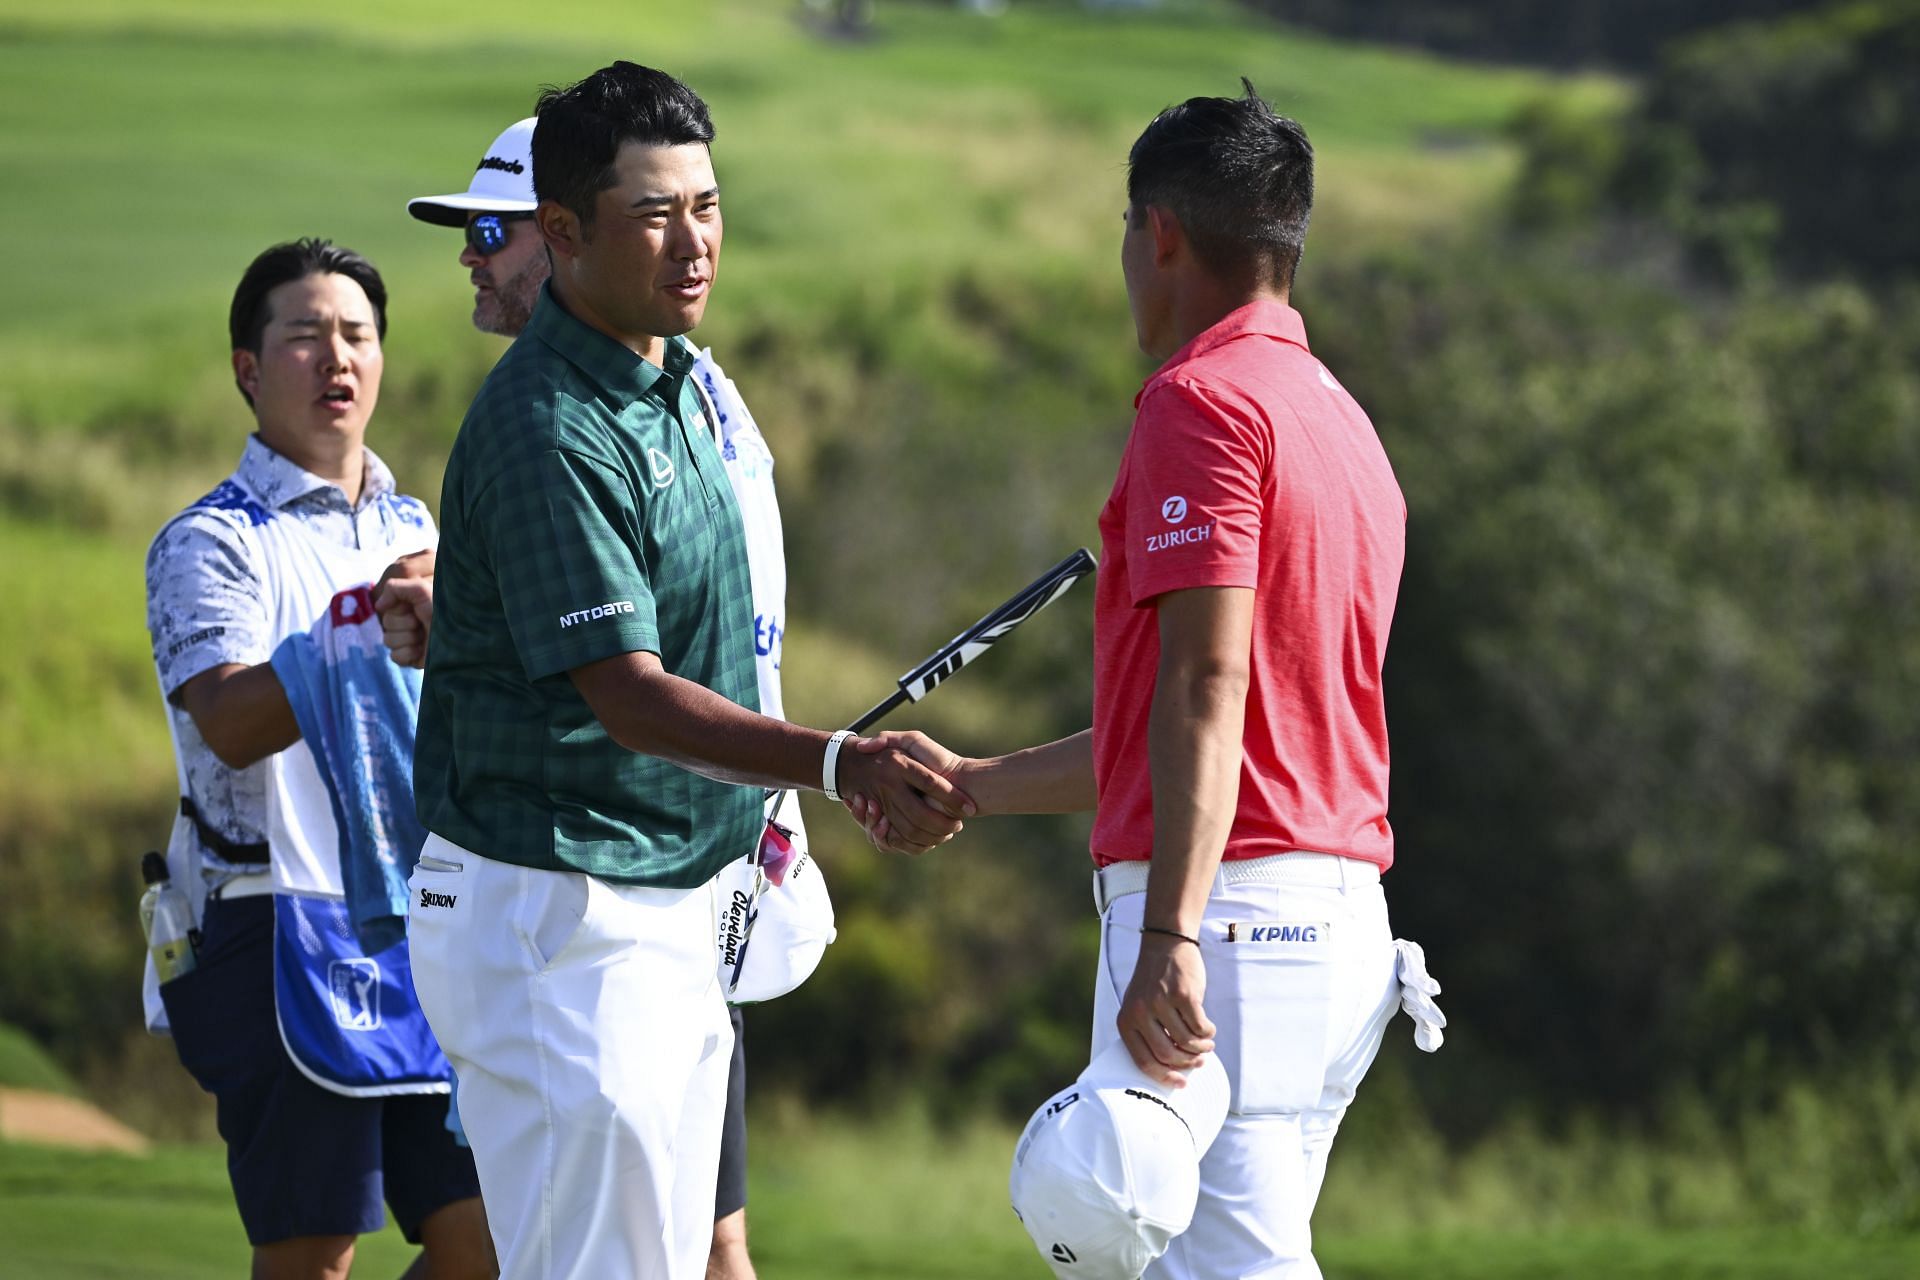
[[269, 583, 426, 955]]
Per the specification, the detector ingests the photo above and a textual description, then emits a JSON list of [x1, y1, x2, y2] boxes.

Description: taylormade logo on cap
[[406, 117, 538, 227]]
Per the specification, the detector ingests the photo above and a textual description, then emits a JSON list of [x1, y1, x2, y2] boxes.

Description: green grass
[[4, 1119, 1919, 1280], [0, 1022, 78, 1096], [0, 0, 1610, 426]]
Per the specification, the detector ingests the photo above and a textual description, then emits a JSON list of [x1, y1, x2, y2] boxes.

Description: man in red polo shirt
[[854, 83, 1443, 1278]]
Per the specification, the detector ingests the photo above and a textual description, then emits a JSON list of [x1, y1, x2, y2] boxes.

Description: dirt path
[[0, 1087, 149, 1155]]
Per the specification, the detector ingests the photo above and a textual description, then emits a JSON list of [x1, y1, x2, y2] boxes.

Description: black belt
[[179, 797, 270, 865]]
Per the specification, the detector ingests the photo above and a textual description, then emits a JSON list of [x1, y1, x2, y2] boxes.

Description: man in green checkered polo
[[405, 63, 972, 1279]]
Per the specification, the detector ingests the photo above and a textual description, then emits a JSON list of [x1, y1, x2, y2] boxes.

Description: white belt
[[209, 870, 274, 901], [1093, 851, 1380, 916]]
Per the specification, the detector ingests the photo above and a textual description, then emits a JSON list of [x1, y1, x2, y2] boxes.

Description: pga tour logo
[[559, 600, 636, 629], [328, 959, 382, 1031]]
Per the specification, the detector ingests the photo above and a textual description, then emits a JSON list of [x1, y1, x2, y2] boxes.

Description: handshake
[[371, 549, 987, 855]]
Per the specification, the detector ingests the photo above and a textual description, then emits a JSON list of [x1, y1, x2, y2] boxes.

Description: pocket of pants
[[1214, 919, 1336, 1114], [518, 867, 599, 975]]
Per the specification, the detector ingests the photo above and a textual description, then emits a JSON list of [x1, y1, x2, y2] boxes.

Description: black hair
[[1126, 80, 1314, 290], [228, 238, 388, 405], [532, 61, 715, 226]]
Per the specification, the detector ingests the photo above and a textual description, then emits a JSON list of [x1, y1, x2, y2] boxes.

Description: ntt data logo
[[1161, 495, 1188, 524], [559, 601, 637, 628]]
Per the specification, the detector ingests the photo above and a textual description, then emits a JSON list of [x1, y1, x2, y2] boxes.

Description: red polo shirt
[[1090, 300, 1405, 871]]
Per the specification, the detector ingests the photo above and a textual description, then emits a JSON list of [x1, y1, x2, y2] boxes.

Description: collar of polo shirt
[[525, 282, 698, 403]]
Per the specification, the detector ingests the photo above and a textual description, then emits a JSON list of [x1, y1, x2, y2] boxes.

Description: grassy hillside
[[0, 1022, 77, 1096], [0, 0, 1614, 1122], [0, 0, 1609, 819]]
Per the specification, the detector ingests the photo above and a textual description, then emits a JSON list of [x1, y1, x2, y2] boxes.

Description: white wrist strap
[[821, 729, 854, 802]]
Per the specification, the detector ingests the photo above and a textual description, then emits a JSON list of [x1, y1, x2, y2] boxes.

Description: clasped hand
[[844, 731, 976, 855], [836, 731, 975, 854]]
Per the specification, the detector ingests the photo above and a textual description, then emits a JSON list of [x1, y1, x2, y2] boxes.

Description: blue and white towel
[[270, 583, 426, 955]]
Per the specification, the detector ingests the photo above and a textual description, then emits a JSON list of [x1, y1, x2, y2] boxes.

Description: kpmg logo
[[476, 154, 525, 176], [1161, 495, 1188, 524], [559, 600, 636, 629], [1231, 922, 1321, 943], [328, 959, 381, 1031]]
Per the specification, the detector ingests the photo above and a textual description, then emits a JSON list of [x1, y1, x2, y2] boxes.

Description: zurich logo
[[1161, 496, 1188, 524], [648, 447, 676, 489]]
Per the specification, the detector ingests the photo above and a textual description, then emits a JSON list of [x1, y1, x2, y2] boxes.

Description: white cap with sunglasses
[[407, 117, 538, 227]]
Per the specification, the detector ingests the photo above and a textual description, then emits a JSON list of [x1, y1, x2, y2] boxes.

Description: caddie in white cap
[[374, 96, 842, 1280], [1012, 1043, 1230, 1279], [405, 118, 547, 337]]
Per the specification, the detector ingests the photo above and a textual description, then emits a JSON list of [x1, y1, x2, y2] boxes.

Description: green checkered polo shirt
[[415, 286, 762, 888]]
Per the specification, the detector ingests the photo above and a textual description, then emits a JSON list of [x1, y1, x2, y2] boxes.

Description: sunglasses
[[466, 213, 532, 257]]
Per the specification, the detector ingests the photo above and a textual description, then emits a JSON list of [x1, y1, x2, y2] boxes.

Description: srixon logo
[[418, 889, 458, 910]]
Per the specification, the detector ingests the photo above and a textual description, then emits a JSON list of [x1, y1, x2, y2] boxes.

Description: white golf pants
[[407, 834, 734, 1280], [1092, 853, 1401, 1280]]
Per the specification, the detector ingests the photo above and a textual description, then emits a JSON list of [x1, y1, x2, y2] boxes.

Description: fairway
[[5, 1135, 1919, 1280], [21, 3, 1881, 1276]]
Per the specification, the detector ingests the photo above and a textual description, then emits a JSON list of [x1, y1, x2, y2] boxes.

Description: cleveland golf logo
[[559, 600, 636, 628], [719, 888, 754, 969]]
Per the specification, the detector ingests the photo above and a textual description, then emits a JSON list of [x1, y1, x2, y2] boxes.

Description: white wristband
[[821, 729, 854, 802]]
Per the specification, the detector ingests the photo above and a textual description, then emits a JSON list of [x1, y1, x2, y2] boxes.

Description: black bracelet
[[1141, 925, 1200, 947]]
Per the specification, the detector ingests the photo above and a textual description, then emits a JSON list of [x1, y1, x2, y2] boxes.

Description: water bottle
[[140, 851, 199, 983]]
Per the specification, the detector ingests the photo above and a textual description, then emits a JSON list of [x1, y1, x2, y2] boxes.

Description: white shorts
[[1092, 854, 1401, 1280], [407, 834, 734, 1279]]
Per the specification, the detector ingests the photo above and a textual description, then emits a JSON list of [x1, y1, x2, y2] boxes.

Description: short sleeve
[[146, 512, 272, 698], [1125, 381, 1269, 606], [487, 448, 661, 681]]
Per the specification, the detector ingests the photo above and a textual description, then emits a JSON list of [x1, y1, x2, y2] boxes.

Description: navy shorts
[[158, 894, 481, 1247], [716, 1003, 748, 1220]]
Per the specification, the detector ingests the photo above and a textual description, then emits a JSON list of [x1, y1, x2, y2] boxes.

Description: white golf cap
[[715, 846, 837, 1005], [407, 117, 538, 226], [1009, 1042, 1229, 1279]]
